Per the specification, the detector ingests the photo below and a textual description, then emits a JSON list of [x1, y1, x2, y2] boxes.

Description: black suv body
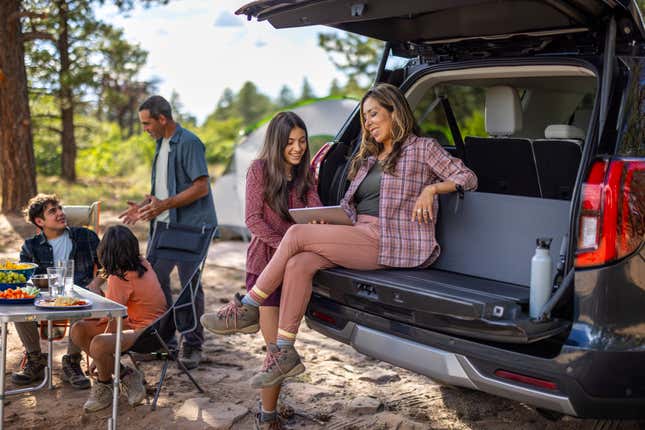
[[237, 0, 645, 419]]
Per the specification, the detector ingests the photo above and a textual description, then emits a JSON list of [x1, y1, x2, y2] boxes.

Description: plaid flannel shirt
[[341, 135, 477, 268]]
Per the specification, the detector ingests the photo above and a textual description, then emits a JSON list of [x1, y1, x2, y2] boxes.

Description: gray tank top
[[355, 162, 383, 217]]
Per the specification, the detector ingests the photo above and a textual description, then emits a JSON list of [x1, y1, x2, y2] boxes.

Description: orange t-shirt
[[105, 259, 167, 330]]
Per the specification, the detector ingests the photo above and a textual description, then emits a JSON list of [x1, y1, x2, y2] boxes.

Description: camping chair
[[63, 201, 101, 233], [124, 222, 216, 411]]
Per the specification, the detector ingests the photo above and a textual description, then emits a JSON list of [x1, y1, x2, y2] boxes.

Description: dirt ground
[[0, 213, 641, 430]]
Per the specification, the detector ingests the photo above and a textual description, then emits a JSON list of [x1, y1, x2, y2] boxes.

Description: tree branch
[[19, 11, 50, 20], [34, 125, 62, 135], [22, 31, 55, 42], [32, 113, 61, 120]]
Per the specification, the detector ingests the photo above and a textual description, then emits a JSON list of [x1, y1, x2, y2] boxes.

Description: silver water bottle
[[530, 238, 553, 318]]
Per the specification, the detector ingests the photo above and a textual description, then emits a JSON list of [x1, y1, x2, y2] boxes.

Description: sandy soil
[[0, 214, 641, 430]]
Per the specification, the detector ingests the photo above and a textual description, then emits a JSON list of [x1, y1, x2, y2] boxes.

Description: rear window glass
[[413, 85, 485, 146], [617, 59, 645, 157], [412, 79, 595, 145]]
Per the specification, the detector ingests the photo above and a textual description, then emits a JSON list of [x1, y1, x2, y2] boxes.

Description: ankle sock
[[276, 338, 295, 349], [260, 409, 277, 422], [241, 293, 260, 307]]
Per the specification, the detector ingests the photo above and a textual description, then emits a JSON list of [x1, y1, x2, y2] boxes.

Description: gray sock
[[260, 409, 277, 422]]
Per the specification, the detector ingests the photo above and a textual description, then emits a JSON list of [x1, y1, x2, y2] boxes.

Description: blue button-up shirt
[[19, 226, 99, 288], [150, 124, 217, 227]]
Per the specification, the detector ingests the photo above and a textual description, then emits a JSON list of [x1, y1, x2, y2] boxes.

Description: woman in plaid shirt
[[203, 83, 477, 390]]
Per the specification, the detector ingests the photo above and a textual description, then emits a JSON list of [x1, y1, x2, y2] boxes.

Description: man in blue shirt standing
[[13, 194, 103, 389], [119, 95, 217, 369]]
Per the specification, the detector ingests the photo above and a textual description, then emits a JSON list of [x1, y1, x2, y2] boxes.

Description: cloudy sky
[[97, 0, 347, 123]]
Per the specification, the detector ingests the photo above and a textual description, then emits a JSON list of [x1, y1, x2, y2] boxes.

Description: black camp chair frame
[[124, 223, 216, 411]]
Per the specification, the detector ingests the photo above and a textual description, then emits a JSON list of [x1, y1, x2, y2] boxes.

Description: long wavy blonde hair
[[348, 83, 419, 180]]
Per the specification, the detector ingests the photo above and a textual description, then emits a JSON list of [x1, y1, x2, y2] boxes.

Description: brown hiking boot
[[250, 344, 305, 388], [200, 293, 259, 335], [120, 366, 146, 406], [61, 353, 90, 390], [11, 351, 47, 386], [84, 380, 113, 412], [254, 412, 284, 430]]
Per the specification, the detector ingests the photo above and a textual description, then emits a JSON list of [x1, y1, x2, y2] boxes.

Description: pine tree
[[277, 85, 295, 107], [299, 77, 315, 101]]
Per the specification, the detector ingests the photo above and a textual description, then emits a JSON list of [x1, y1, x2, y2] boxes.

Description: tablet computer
[[289, 205, 353, 226]]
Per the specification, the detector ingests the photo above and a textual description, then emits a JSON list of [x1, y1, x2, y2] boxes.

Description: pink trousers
[[250, 215, 383, 338]]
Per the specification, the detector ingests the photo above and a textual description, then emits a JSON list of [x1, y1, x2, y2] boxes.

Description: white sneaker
[[84, 381, 113, 412], [120, 367, 146, 406]]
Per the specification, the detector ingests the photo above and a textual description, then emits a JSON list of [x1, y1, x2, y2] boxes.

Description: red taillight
[[576, 158, 645, 267], [310, 310, 336, 325], [494, 370, 558, 391]]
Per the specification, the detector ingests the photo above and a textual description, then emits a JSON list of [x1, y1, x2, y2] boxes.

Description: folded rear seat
[[532, 124, 584, 200], [464, 86, 542, 198]]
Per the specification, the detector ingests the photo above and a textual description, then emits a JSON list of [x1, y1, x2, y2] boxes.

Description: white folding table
[[0, 286, 127, 430]]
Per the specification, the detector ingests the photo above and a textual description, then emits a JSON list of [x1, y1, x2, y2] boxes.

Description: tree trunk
[[57, 0, 76, 182], [0, 0, 38, 213]]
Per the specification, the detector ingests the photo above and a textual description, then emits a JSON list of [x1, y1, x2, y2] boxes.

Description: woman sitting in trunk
[[71, 225, 168, 412], [202, 83, 477, 388]]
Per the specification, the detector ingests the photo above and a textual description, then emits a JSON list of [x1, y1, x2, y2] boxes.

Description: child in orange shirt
[[71, 225, 168, 412]]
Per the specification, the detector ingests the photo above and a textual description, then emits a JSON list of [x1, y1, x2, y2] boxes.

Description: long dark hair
[[349, 83, 420, 179], [257, 111, 313, 220], [97, 225, 147, 281]]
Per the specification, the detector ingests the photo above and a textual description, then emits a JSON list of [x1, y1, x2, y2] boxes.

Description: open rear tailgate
[[236, 0, 644, 43], [313, 267, 569, 344]]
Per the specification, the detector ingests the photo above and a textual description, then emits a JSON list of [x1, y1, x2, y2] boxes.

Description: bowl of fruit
[[0, 271, 29, 291], [0, 260, 38, 281]]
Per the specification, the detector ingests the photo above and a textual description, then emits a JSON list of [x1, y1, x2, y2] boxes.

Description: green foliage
[[459, 110, 486, 139], [318, 32, 383, 89], [237, 81, 274, 124], [76, 122, 155, 177], [309, 134, 335, 156], [200, 117, 243, 164], [299, 77, 316, 101], [30, 95, 61, 175], [277, 85, 296, 108]]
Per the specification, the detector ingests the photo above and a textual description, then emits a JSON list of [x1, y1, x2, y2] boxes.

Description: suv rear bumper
[[306, 295, 645, 419], [308, 317, 577, 415]]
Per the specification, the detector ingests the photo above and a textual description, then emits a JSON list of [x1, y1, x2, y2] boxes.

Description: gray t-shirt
[[48, 230, 72, 264], [355, 162, 383, 217], [154, 137, 171, 223]]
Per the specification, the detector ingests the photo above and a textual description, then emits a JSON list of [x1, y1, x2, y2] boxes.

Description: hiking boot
[[179, 345, 202, 370], [250, 344, 305, 389], [120, 366, 146, 406], [254, 412, 284, 430], [200, 293, 260, 335], [179, 346, 202, 370], [61, 353, 91, 389], [11, 352, 47, 386], [84, 380, 113, 412]]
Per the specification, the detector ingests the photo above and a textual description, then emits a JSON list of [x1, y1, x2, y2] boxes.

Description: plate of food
[[0, 286, 40, 304], [34, 296, 92, 309]]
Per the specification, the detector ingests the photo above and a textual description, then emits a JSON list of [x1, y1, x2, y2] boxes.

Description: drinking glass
[[56, 259, 74, 295], [47, 267, 65, 297]]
